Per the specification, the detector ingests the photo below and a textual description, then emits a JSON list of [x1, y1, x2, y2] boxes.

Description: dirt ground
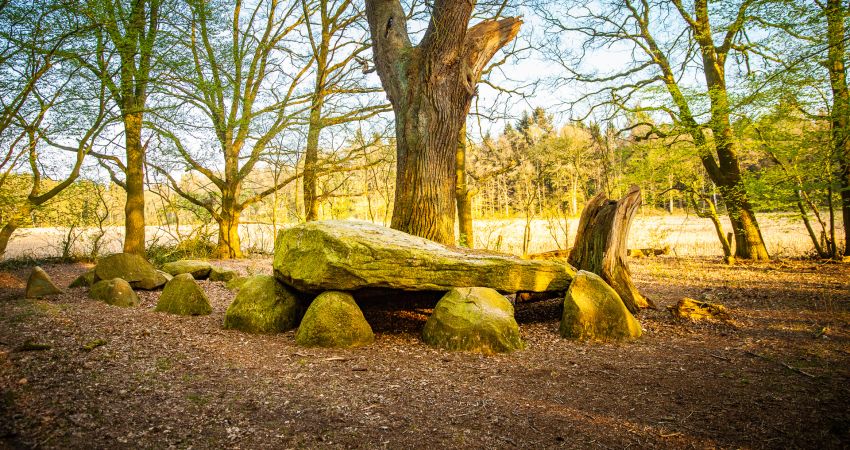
[[1, 256, 849, 449]]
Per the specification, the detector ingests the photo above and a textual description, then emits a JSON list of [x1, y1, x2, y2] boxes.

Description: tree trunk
[[569, 186, 654, 313], [694, 5, 769, 261], [0, 220, 18, 257], [364, 1, 521, 244], [303, 105, 322, 222], [826, 0, 850, 256], [216, 210, 243, 259], [456, 125, 474, 247], [123, 111, 146, 255]]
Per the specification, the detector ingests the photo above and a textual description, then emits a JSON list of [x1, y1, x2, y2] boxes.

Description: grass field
[[1, 212, 844, 261]]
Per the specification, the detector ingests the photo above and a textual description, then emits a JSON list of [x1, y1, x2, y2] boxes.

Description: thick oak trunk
[[215, 210, 243, 259], [123, 111, 146, 255], [569, 186, 653, 313], [365, 1, 521, 244]]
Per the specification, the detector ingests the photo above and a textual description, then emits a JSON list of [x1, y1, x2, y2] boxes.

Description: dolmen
[[261, 220, 643, 353]]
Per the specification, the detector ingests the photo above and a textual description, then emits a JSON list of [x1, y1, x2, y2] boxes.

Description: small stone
[[68, 269, 96, 288], [224, 276, 301, 333], [154, 274, 212, 316], [94, 253, 167, 290], [89, 279, 140, 307], [161, 260, 212, 279], [295, 291, 373, 348], [560, 271, 642, 341], [25, 266, 63, 298], [209, 266, 238, 282], [422, 287, 524, 354], [18, 378, 27, 385]]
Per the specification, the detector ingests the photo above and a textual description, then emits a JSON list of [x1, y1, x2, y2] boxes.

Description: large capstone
[[422, 287, 524, 354], [224, 275, 301, 333], [161, 260, 212, 279], [155, 273, 212, 316], [273, 220, 575, 294], [560, 271, 642, 341], [89, 278, 140, 307], [25, 266, 63, 298], [295, 291, 374, 348], [94, 253, 168, 290]]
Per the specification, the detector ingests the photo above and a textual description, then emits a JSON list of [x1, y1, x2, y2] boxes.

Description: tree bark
[[455, 125, 474, 247], [691, 0, 769, 261], [303, 103, 322, 222], [826, 0, 850, 256], [216, 210, 243, 259], [364, 0, 521, 244], [123, 111, 146, 255], [0, 219, 19, 257], [568, 186, 654, 313]]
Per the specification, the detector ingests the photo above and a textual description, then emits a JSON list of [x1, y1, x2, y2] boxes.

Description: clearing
[[1, 257, 849, 448]]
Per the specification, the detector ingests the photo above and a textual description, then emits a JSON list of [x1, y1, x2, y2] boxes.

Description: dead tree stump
[[568, 185, 654, 313]]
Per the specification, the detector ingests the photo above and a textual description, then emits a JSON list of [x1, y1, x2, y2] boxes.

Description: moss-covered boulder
[[560, 271, 642, 341], [69, 269, 96, 288], [273, 220, 575, 294], [154, 274, 212, 316], [161, 260, 212, 279], [209, 266, 237, 282], [89, 278, 140, 307], [225, 276, 249, 292], [295, 291, 373, 348], [25, 266, 63, 298], [94, 253, 168, 290], [224, 276, 300, 333], [422, 287, 524, 354]]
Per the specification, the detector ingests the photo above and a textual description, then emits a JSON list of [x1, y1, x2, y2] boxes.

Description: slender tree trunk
[[455, 125, 474, 247], [303, 105, 322, 222], [123, 111, 146, 255], [569, 186, 654, 313], [826, 0, 850, 255]]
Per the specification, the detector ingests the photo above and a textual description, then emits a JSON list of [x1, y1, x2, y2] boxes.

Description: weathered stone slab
[[273, 221, 575, 293]]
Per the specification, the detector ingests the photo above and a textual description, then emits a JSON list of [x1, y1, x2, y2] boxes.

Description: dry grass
[[1, 213, 844, 261]]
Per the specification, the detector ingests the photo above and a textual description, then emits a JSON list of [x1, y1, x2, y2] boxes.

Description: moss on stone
[[25, 266, 63, 299], [295, 291, 373, 348], [560, 271, 642, 341], [161, 260, 212, 279], [90, 278, 140, 307], [422, 287, 524, 354], [223, 275, 300, 333], [225, 276, 249, 292], [95, 253, 167, 290], [69, 269, 96, 288], [154, 274, 212, 316], [209, 266, 237, 282]]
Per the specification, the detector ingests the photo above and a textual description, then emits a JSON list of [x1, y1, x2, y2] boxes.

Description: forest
[[0, 0, 849, 449]]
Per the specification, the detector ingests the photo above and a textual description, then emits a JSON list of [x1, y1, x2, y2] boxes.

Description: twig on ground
[[744, 351, 815, 378]]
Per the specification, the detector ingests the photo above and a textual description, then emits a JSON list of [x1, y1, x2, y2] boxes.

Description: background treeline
[[0, 0, 847, 260]]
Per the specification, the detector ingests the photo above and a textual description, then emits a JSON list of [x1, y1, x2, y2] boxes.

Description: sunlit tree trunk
[[825, 0, 850, 256], [123, 110, 146, 255]]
